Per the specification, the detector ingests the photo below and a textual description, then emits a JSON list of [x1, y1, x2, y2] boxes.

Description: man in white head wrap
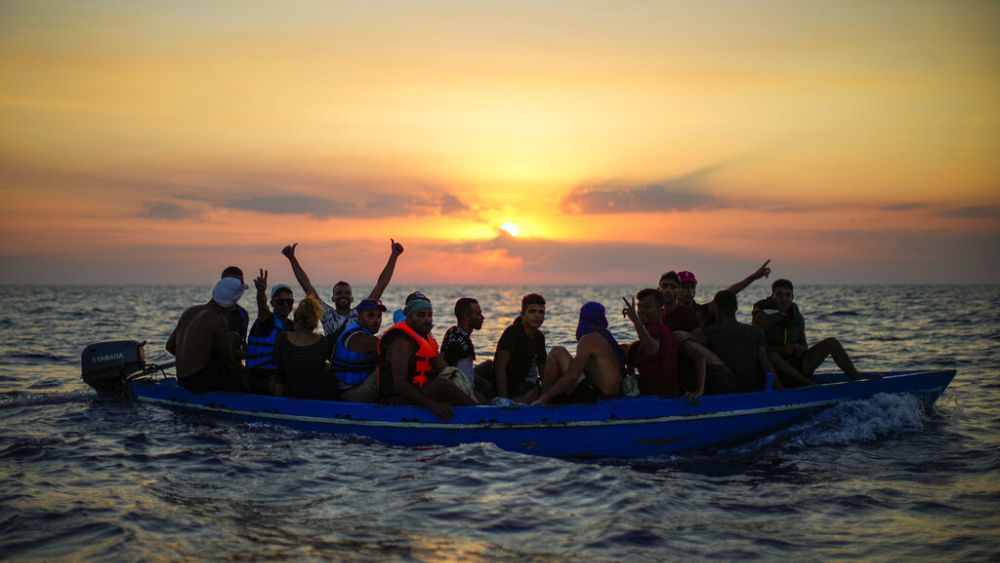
[[166, 277, 251, 393]]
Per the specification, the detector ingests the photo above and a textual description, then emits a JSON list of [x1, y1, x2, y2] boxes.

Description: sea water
[[1, 284, 998, 560]]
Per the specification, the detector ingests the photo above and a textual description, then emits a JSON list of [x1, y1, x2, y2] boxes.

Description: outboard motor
[[81, 340, 147, 397]]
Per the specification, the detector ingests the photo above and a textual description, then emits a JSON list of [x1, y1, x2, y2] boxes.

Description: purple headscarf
[[575, 302, 626, 372]]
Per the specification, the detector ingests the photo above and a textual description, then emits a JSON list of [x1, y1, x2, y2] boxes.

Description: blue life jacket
[[330, 322, 378, 387], [246, 315, 289, 372]]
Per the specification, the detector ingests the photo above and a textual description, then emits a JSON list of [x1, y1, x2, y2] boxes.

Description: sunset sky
[[2, 1, 998, 286]]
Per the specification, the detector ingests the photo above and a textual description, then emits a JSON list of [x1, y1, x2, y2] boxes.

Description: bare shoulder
[[579, 333, 612, 354]]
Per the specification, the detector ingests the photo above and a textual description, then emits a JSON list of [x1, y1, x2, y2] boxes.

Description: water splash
[[782, 393, 929, 449]]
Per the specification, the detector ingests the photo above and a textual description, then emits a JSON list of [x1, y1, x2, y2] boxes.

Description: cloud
[[141, 201, 202, 220], [224, 193, 356, 217], [431, 234, 744, 282], [938, 205, 1000, 220], [880, 202, 935, 212], [217, 187, 470, 219], [559, 157, 745, 214], [560, 182, 719, 214]]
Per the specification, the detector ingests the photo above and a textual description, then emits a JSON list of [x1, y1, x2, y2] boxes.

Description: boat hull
[[131, 370, 955, 458]]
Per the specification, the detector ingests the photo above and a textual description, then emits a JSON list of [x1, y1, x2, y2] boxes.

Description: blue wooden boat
[[127, 370, 955, 458]]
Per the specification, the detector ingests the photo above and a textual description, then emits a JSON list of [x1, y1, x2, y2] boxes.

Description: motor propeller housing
[[81, 340, 147, 397]]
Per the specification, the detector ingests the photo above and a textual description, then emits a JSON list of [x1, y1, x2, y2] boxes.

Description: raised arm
[[623, 296, 659, 357], [282, 243, 319, 299], [367, 239, 404, 300], [253, 268, 272, 320], [726, 259, 771, 295]]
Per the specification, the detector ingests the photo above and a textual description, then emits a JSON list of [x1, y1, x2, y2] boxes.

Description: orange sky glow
[[1, 1, 998, 286]]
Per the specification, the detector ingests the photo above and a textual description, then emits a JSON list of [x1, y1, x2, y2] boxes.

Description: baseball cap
[[678, 271, 698, 285], [269, 283, 293, 299], [357, 298, 387, 313], [405, 290, 429, 303]]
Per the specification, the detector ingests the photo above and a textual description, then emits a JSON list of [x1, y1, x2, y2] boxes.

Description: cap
[[269, 283, 293, 299], [357, 298, 387, 313], [404, 298, 432, 317], [405, 290, 429, 304], [678, 271, 698, 285]]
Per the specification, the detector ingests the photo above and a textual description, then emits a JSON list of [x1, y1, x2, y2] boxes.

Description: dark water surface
[[1, 285, 998, 561]]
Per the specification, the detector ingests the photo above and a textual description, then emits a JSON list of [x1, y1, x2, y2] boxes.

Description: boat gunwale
[[131, 370, 955, 431]]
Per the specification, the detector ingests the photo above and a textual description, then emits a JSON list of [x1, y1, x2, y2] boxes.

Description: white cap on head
[[212, 277, 248, 307], [270, 283, 293, 299]]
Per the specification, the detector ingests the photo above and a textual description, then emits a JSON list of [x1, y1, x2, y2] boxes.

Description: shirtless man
[[378, 295, 477, 419], [166, 277, 249, 393], [707, 290, 776, 392], [533, 302, 625, 405], [282, 239, 404, 343]]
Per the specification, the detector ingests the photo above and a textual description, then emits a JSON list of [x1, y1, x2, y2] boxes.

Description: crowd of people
[[166, 244, 871, 419]]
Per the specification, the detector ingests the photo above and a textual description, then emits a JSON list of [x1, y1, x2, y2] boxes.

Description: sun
[[500, 222, 520, 237]]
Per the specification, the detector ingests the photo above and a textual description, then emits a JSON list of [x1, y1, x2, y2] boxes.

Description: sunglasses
[[273, 298, 294, 306]]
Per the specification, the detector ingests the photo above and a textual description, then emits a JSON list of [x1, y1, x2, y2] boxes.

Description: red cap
[[678, 271, 698, 285]]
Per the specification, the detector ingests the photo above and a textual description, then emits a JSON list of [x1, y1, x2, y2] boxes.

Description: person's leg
[[541, 346, 571, 392], [704, 364, 739, 395], [474, 360, 495, 389], [338, 370, 379, 402], [423, 378, 477, 406], [513, 385, 540, 404], [802, 337, 861, 380], [768, 349, 813, 387]]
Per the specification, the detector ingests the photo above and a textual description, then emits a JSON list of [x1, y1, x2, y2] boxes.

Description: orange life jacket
[[378, 320, 439, 390]]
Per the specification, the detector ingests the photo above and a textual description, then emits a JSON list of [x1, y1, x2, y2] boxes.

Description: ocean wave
[[0, 391, 94, 409], [1, 352, 72, 364]]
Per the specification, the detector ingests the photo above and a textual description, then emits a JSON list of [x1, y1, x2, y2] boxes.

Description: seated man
[[377, 294, 477, 419], [330, 298, 386, 402], [494, 293, 548, 403], [441, 297, 484, 387], [706, 290, 776, 392], [533, 302, 625, 405], [752, 279, 864, 386], [441, 297, 495, 400], [166, 277, 249, 393], [245, 270, 295, 394], [622, 288, 679, 396]]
